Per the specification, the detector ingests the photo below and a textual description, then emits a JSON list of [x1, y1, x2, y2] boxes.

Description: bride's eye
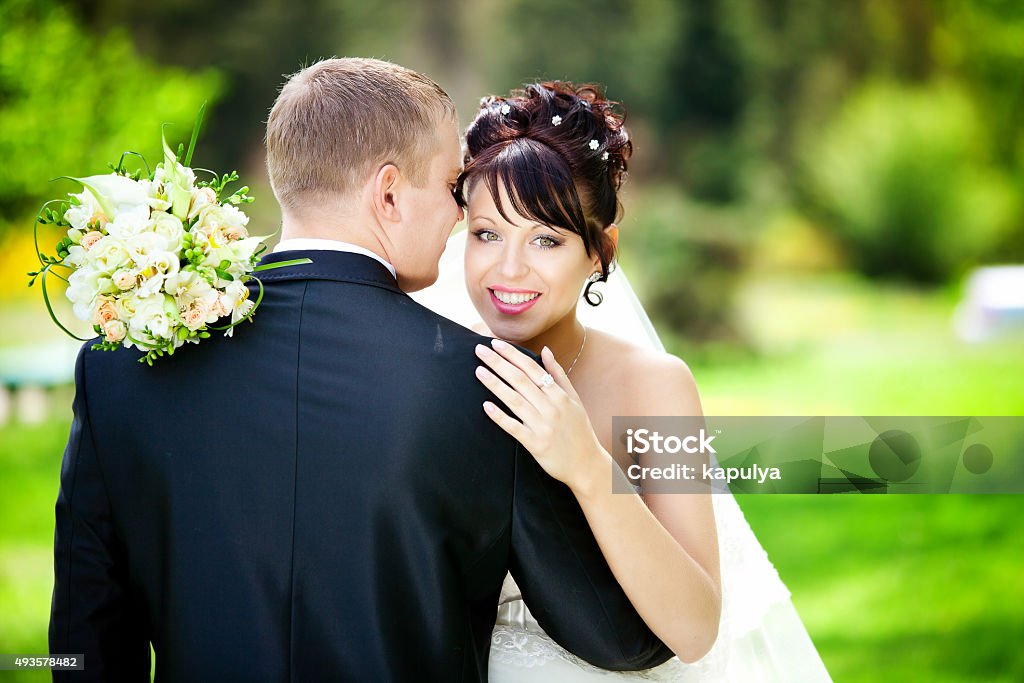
[[533, 235, 562, 249], [472, 229, 500, 242]]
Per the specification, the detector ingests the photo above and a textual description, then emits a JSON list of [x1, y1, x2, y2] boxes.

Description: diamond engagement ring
[[538, 373, 555, 388]]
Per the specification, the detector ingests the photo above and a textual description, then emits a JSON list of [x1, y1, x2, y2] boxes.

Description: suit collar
[[255, 249, 405, 295]]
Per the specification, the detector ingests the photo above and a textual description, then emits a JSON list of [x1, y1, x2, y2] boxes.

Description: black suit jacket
[[49, 249, 671, 681]]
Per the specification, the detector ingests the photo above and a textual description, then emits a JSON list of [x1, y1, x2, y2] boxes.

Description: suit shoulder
[[404, 298, 492, 350]]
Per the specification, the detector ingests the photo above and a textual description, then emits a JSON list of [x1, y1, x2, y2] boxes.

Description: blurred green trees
[[0, 0, 222, 223], [2, 0, 1022, 336], [805, 79, 1018, 283]]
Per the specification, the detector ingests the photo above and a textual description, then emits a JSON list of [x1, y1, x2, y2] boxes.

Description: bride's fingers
[[488, 339, 552, 386], [475, 365, 543, 425], [482, 401, 534, 450], [475, 344, 549, 409]]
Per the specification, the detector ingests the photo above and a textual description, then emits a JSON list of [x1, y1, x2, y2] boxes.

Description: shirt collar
[[273, 238, 397, 279]]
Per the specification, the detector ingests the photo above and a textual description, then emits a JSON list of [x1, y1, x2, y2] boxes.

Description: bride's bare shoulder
[[590, 330, 702, 413]]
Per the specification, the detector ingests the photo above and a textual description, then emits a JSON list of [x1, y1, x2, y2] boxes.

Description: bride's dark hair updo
[[457, 81, 632, 305]]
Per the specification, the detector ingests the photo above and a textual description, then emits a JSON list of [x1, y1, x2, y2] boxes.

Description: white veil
[[411, 230, 832, 682]]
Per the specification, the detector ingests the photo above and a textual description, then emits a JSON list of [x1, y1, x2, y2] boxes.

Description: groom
[[49, 58, 671, 681]]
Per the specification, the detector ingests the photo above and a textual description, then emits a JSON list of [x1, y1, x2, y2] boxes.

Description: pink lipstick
[[488, 285, 542, 316]]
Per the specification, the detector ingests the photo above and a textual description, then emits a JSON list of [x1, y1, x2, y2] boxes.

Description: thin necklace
[[566, 326, 588, 376]]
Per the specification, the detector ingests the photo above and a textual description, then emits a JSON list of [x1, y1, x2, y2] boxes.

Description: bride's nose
[[497, 245, 530, 280]]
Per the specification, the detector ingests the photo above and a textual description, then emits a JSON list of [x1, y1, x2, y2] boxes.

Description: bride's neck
[[520, 313, 586, 372]]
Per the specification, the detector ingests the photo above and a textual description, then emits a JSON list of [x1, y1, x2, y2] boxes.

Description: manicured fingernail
[[491, 338, 509, 349], [483, 401, 495, 413], [475, 366, 488, 378], [476, 344, 491, 356]]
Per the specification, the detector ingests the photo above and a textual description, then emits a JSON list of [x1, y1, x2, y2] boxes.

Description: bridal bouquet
[[28, 109, 281, 365]]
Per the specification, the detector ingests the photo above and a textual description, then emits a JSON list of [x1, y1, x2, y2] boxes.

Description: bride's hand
[[475, 339, 609, 493]]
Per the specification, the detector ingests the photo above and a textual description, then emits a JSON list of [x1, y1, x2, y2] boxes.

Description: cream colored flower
[[180, 299, 211, 331], [151, 212, 185, 252], [80, 231, 104, 251], [90, 238, 132, 274], [102, 319, 127, 343], [187, 187, 218, 221], [112, 269, 137, 291], [92, 297, 119, 325]]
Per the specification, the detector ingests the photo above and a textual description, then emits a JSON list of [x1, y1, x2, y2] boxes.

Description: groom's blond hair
[[266, 57, 456, 213]]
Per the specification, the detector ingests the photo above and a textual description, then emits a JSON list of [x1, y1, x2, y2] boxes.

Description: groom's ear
[[371, 163, 402, 222]]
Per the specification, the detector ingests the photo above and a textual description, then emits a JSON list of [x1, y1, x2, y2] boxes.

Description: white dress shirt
[[273, 238, 397, 279]]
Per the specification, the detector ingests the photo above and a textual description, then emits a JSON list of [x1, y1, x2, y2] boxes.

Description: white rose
[[115, 292, 143, 321], [151, 212, 185, 252], [66, 266, 106, 321], [126, 232, 180, 273], [199, 202, 249, 230], [90, 238, 132, 273], [129, 294, 176, 341], [105, 205, 151, 240]]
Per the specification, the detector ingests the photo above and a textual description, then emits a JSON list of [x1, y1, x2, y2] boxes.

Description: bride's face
[[464, 179, 598, 343]]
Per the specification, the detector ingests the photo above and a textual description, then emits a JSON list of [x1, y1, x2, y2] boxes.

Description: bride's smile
[[488, 285, 542, 313]]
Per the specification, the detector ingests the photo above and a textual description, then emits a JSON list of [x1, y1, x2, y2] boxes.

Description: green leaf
[[185, 102, 207, 167]]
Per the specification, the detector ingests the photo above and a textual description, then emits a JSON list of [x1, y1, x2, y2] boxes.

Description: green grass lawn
[[0, 419, 66, 682], [686, 272, 1024, 415], [737, 495, 1024, 682]]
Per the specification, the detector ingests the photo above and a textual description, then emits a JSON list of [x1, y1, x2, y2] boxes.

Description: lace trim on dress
[[490, 626, 695, 680]]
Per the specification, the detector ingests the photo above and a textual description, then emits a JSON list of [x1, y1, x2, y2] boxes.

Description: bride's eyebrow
[[531, 223, 566, 235]]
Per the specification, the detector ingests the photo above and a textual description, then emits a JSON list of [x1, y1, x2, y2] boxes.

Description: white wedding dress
[[411, 230, 832, 682]]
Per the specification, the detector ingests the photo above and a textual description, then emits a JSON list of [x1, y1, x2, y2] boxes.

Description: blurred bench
[[954, 266, 1024, 342], [0, 341, 79, 426]]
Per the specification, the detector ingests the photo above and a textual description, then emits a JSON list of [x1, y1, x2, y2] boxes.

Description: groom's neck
[[280, 212, 387, 257]]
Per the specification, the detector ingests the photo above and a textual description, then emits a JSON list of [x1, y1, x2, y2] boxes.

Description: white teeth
[[493, 290, 539, 305]]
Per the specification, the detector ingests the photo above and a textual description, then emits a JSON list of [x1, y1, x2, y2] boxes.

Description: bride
[[413, 82, 831, 681]]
